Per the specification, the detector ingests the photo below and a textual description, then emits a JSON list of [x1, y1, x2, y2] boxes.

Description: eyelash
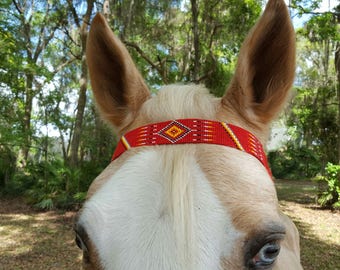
[[248, 241, 281, 269]]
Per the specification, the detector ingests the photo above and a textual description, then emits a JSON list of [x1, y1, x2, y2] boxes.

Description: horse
[[74, 0, 302, 269]]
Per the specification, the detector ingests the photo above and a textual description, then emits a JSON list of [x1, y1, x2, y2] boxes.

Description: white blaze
[[79, 150, 240, 270]]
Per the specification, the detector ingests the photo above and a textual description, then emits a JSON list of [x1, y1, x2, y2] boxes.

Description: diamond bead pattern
[[158, 121, 191, 143]]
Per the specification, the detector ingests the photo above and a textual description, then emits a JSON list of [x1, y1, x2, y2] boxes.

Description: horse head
[[75, 0, 302, 269]]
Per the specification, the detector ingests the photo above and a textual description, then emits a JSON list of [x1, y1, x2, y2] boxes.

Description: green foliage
[[281, 0, 339, 179], [291, 0, 323, 15], [301, 13, 340, 42], [0, 145, 17, 188], [314, 163, 340, 209], [2, 0, 338, 210], [268, 144, 321, 180], [2, 169, 35, 197], [287, 86, 338, 164], [2, 158, 108, 210], [34, 198, 54, 211], [110, 0, 262, 90]]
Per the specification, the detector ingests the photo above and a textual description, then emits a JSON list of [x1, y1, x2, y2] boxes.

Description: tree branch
[[12, 0, 22, 14], [52, 57, 78, 75], [62, 28, 79, 47], [34, 3, 51, 63], [192, 70, 214, 83], [67, 0, 80, 28], [289, 5, 340, 16], [33, 26, 58, 62], [124, 41, 168, 83]]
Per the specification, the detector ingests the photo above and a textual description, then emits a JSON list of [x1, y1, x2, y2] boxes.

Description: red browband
[[112, 119, 272, 177]]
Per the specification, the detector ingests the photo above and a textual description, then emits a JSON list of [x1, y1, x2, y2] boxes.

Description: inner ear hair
[[86, 14, 150, 130], [223, 0, 296, 126]]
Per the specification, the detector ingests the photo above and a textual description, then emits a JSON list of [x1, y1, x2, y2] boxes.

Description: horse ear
[[86, 14, 150, 129], [222, 0, 295, 126]]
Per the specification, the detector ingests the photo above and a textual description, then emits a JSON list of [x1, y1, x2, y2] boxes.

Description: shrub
[[268, 144, 321, 180], [2, 156, 109, 210], [0, 145, 16, 191], [314, 163, 340, 209]]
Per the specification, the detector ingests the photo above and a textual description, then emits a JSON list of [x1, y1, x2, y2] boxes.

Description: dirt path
[[0, 198, 81, 270], [280, 201, 340, 270], [276, 180, 340, 270], [0, 180, 339, 269]]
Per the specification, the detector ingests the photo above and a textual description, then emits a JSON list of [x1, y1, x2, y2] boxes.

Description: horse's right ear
[[222, 0, 295, 127], [86, 14, 150, 130]]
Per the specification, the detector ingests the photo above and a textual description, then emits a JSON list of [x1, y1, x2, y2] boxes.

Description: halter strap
[[112, 119, 272, 177]]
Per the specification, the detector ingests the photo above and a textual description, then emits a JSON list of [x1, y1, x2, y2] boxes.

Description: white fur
[[79, 149, 241, 270], [142, 85, 218, 121]]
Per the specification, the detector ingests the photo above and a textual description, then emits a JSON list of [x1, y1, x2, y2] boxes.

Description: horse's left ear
[[86, 14, 151, 131], [223, 0, 296, 126]]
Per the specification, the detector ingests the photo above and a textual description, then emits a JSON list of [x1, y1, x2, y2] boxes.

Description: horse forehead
[[196, 145, 279, 223], [80, 146, 283, 269], [87, 144, 277, 224], [88, 143, 275, 198], [90, 141, 275, 196], [79, 149, 244, 269]]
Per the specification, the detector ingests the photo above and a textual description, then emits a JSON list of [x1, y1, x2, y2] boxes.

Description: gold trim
[[221, 122, 244, 151]]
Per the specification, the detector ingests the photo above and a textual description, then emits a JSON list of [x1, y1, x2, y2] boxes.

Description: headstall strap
[[112, 119, 272, 178]]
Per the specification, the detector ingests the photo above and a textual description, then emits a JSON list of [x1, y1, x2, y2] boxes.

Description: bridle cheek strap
[[112, 119, 272, 178]]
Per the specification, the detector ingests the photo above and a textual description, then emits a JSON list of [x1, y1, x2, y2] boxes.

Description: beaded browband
[[112, 119, 272, 177]]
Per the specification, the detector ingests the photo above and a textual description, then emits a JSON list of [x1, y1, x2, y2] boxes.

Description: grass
[[0, 181, 339, 269]]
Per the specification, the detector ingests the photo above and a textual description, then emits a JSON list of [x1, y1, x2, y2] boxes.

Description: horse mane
[[142, 84, 217, 121], [161, 146, 196, 268], [143, 85, 217, 268]]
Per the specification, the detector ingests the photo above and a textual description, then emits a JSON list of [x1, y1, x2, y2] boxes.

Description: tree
[[293, 2, 339, 163], [67, 0, 95, 167], [334, 4, 340, 164], [104, 0, 262, 93], [0, 0, 266, 207], [270, 1, 339, 180], [9, 0, 69, 164]]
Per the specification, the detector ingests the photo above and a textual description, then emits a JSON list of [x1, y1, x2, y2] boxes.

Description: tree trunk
[[191, 0, 200, 82], [13, 1, 62, 165], [21, 72, 34, 163], [69, 67, 87, 167], [69, 0, 95, 167], [335, 42, 340, 164], [92, 105, 114, 164], [335, 6, 340, 164]]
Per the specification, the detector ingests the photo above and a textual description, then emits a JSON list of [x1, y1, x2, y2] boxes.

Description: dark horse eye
[[251, 242, 280, 269]]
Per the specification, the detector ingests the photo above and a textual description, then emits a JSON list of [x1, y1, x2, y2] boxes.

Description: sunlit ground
[[0, 199, 82, 270], [276, 180, 340, 270], [0, 182, 339, 270]]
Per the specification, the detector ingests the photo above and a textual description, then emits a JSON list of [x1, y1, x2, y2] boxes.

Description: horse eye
[[251, 242, 280, 268]]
